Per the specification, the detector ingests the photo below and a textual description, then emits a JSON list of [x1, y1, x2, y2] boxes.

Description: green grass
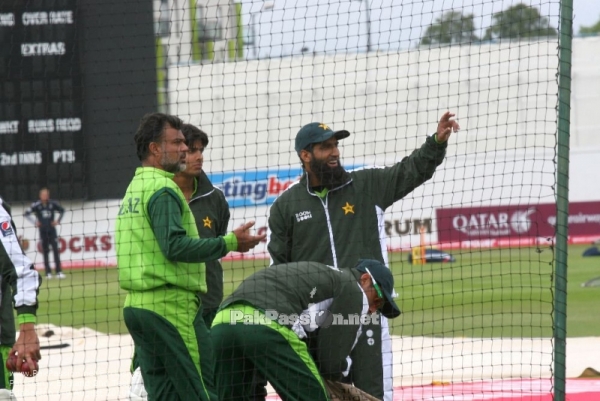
[[37, 268, 128, 334], [36, 245, 600, 337]]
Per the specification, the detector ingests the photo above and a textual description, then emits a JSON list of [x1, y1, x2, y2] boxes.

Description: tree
[[483, 3, 557, 41], [579, 15, 600, 35], [420, 11, 478, 46]]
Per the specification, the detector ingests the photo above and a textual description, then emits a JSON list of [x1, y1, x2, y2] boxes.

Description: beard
[[161, 153, 186, 173], [309, 157, 350, 189]]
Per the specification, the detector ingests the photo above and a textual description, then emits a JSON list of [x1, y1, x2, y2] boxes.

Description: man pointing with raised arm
[[268, 111, 459, 400]]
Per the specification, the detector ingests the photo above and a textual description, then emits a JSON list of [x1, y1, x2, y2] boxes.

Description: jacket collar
[[191, 171, 215, 199], [136, 166, 174, 179]]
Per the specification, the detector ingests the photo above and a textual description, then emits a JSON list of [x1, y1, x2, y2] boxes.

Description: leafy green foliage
[[483, 3, 557, 40], [579, 16, 600, 35], [420, 11, 478, 46], [420, 4, 559, 46]]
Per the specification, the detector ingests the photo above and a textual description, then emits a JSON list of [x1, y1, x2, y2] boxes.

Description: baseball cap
[[355, 259, 401, 319], [295, 122, 350, 154]]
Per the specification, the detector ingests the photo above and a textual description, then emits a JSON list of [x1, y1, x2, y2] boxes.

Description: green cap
[[295, 122, 350, 154], [355, 259, 401, 319]]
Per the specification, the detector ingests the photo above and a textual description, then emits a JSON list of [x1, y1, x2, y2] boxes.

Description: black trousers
[[40, 229, 61, 274]]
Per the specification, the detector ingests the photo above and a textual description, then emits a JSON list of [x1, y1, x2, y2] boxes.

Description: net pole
[[554, 0, 574, 399]]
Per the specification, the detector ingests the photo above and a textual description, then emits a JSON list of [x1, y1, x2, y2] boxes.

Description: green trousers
[[124, 305, 216, 401], [211, 304, 329, 401], [130, 305, 218, 372]]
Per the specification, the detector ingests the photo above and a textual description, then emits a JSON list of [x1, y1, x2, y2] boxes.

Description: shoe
[[57, 272, 66, 279], [46, 273, 53, 280]]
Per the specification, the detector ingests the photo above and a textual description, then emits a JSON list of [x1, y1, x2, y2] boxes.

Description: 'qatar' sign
[[436, 201, 600, 244]]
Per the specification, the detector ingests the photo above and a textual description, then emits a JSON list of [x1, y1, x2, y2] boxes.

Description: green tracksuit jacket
[[116, 167, 236, 300], [188, 172, 230, 313], [220, 261, 369, 380], [267, 135, 447, 268]]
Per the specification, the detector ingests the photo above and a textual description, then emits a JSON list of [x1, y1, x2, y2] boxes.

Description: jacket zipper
[[189, 188, 215, 204], [304, 175, 353, 269]]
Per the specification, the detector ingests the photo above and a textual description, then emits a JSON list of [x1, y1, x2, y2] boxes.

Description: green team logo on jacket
[[118, 197, 141, 215]]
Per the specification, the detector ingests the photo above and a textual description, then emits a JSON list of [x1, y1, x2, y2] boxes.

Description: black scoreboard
[[0, 0, 84, 201], [0, 0, 157, 202]]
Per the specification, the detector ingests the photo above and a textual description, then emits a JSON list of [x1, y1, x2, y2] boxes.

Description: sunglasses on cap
[[365, 267, 384, 310]]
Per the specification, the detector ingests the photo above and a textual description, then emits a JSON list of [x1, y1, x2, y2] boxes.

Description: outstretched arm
[[373, 111, 460, 208], [149, 190, 265, 262], [149, 190, 230, 262]]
